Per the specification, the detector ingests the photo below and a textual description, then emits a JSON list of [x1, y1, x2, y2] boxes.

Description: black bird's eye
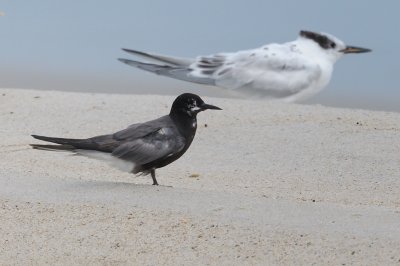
[[330, 42, 336, 49], [187, 99, 196, 108]]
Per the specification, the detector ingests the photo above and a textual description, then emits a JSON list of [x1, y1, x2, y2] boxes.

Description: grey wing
[[183, 53, 234, 84], [118, 58, 215, 85], [85, 116, 172, 152], [122, 53, 231, 86], [112, 116, 171, 140], [119, 48, 215, 85], [121, 48, 194, 66], [111, 126, 185, 168]]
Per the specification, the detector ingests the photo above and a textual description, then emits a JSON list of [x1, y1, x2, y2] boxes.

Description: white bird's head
[[298, 30, 371, 63]]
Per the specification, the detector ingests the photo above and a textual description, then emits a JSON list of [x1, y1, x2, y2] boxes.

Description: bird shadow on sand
[[41, 179, 178, 206], [65, 179, 174, 192]]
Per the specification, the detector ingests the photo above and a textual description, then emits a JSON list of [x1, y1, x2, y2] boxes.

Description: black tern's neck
[[169, 110, 197, 139]]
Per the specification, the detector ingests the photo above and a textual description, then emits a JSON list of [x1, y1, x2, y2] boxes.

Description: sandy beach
[[1, 88, 400, 265]]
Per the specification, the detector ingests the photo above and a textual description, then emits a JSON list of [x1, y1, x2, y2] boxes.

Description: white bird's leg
[[151, 169, 158, 186]]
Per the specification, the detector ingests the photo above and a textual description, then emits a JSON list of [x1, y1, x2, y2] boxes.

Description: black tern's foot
[[151, 169, 159, 186]]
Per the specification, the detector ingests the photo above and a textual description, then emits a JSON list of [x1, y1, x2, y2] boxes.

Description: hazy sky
[[0, 1, 399, 111]]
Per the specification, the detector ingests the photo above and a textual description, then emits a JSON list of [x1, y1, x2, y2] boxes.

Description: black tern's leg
[[151, 169, 158, 186]]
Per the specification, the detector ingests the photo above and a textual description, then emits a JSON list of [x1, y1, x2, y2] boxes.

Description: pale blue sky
[[0, 1, 399, 111]]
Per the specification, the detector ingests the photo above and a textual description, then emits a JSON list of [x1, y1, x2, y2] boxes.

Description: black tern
[[118, 30, 371, 102], [31, 93, 221, 185]]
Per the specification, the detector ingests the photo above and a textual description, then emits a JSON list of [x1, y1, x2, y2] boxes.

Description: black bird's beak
[[201, 103, 222, 111], [340, 45, 372, 54]]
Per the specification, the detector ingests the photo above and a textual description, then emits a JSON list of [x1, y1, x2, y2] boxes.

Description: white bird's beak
[[340, 46, 372, 54]]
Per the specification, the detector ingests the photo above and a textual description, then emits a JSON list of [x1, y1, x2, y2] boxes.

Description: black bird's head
[[170, 93, 221, 118], [299, 30, 371, 61]]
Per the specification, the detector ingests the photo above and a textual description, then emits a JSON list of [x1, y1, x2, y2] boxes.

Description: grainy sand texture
[[1, 88, 400, 265]]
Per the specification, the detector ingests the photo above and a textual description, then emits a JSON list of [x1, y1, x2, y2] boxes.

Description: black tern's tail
[[32, 135, 80, 144], [30, 143, 76, 152], [118, 58, 215, 85], [31, 135, 97, 150]]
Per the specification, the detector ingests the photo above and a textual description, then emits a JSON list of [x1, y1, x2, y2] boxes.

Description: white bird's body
[[191, 41, 331, 102], [119, 30, 371, 102]]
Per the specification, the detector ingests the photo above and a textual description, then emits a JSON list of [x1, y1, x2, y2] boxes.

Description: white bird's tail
[[119, 49, 215, 85]]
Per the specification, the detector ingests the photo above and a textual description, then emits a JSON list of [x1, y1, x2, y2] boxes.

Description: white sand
[[1, 88, 400, 265]]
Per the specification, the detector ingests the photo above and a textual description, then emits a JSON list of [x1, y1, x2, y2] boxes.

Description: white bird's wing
[[188, 44, 322, 99], [121, 48, 194, 66]]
